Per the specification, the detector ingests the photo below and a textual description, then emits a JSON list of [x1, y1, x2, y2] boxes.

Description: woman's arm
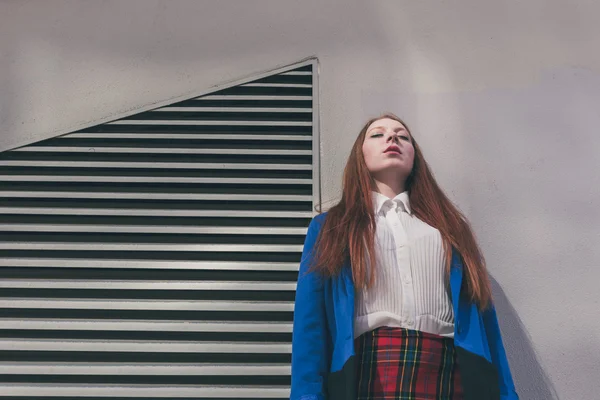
[[483, 304, 519, 400], [290, 216, 330, 400]]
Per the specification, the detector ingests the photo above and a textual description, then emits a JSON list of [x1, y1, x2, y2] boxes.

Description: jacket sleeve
[[290, 216, 329, 400], [483, 304, 519, 400]]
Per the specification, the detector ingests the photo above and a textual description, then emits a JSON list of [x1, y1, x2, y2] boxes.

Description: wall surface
[[2, 1, 599, 398]]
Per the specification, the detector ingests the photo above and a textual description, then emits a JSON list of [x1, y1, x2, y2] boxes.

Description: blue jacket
[[291, 213, 518, 400]]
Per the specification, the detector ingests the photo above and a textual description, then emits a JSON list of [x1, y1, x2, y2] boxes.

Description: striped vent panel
[[0, 62, 318, 399]]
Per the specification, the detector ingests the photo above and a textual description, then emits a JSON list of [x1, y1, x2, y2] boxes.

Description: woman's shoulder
[[313, 211, 329, 224], [314, 211, 328, 221], [306, 212, 328, 235]]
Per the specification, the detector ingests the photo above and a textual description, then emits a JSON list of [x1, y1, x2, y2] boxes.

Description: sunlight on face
[[362, 118, 415, 182]]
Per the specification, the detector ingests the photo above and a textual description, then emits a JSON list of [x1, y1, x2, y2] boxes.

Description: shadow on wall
[[491, 277, 559, 400]]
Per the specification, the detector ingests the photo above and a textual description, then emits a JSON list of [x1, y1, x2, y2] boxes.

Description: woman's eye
[[371, 133, 383, 137], [400, 135, 410, 141]]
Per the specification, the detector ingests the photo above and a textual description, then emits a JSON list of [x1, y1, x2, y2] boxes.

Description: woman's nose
[[387, 133, 400, 143]]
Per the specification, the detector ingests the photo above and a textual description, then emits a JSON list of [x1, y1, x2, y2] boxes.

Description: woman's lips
[[384, 145, 402, 155]]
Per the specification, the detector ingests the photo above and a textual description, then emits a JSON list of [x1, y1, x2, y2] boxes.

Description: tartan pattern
[[355, 327, 464, 399]]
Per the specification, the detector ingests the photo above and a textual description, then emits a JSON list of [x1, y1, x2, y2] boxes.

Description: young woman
[[290, 113, 518, 400]]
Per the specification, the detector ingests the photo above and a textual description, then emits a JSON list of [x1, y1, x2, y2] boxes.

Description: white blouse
[[354, 191, 455, 338]]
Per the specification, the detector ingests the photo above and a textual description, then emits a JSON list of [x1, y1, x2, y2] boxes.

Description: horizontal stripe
[[0, 339, 291, 353], [0, 224, 308, 235], [0, 161, 312, 170], [0, 299, 294, 312], [13, 147, 312, 156], [0, 363, 291, 375], [0, 259, 300, 271], [154, 107, 312, 113], [0, 208, 312, 217], [0, 280, 297, 291], [280, 71, 311, 76], [65, 133, 312, 140], [0, 319, 292, 332], [0, 243, 303, 252], [107, 120, 312, 126], [242, 83, 311, 88], [195, 95, 311, 100], [0, 384, 289, 397], [0, 176, 310, 184], [0, 192, 312, 202]]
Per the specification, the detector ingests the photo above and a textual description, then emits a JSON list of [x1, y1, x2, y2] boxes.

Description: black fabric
[[327, 355, 357, 400], [455, 346, 501, 400]]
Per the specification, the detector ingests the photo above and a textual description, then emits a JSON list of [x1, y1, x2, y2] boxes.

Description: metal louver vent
[[0, 61, 319, 399]]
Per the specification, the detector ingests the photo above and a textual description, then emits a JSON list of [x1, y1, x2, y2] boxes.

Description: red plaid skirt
[[355, 327, 464, 399]]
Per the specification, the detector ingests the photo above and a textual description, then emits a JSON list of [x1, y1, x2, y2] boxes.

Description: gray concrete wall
[[2, 1, 599, 398]]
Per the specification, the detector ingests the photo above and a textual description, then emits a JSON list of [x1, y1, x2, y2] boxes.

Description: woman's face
[[362, 117, 415, 181]]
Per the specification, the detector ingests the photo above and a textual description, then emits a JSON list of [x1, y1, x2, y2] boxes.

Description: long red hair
[[311, 113, 492, 310]]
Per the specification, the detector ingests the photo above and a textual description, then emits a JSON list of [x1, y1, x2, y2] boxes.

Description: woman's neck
[[374, 180, 405, 199]]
